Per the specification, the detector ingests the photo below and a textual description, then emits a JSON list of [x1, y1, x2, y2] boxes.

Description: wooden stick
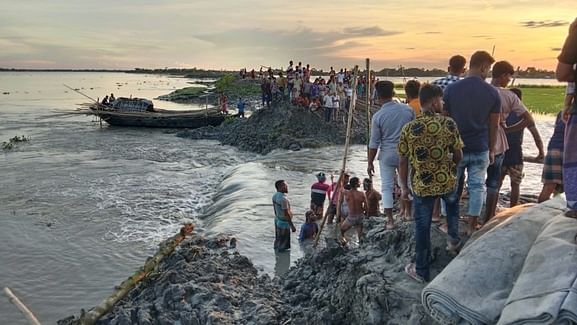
[[365, 58, 371, 157], [523, 156, 544, 164], [63, 84, 98, 103], [79, 224, 195, 325], [3, 287, 42, 325], [314, 66, 359, 247]]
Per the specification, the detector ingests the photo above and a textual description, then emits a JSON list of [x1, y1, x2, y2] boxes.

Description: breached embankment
[[177, 101, 376, 155], [59, 217, 459, 325]]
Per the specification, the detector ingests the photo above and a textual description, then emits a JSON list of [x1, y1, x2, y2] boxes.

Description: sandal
[[565, 210, 577, 219], [405, 263, 425, 283], [446, 240, 462, 254], [435, 222, 448, 234]]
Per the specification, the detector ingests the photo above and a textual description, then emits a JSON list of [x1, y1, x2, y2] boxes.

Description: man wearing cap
[[310, 172, 332, 220]]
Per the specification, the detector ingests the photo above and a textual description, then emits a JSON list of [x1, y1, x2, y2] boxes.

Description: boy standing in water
[[310, 172, 332, 220], [340, 177, 368, 244], [299, 211, 319, 242], [272, 180, 296, 252]]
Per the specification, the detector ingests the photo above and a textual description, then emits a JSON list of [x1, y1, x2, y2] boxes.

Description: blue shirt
[[369, 101, 415, 166], [272, 192, 290, 229], [444, 76, 501, 153], [299, 222, 318, 241], [237, 100, 245, 112], [503, 113, 524, 166]]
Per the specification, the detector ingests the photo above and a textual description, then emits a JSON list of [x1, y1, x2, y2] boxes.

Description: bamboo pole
[[365, 58, 371, 156], [79, 223, 195, 325], [314, 66, 359, 247], [3, 287, 42, 325]]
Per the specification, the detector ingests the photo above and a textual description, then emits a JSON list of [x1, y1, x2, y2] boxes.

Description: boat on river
[[87, 97, 225, 128]]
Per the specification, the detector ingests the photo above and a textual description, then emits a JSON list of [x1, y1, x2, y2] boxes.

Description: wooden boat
[[88, 97, 225, 128]]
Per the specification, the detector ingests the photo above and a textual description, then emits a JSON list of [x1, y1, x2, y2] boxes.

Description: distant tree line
[[1, 66, 556, 79]]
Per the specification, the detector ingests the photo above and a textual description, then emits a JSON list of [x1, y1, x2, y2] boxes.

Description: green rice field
[[396, 84, 567, 115], [517, 86, 566, 115]]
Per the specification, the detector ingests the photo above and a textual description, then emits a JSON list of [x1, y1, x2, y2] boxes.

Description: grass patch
[[394, 84, 565, 115], [519, 87, 566, 115], [156, 86, 206, 102]]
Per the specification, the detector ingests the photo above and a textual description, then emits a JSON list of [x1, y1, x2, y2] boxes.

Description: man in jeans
[[367, 81, 415, 230], [444, 50, 501, 235], [399, 84, 463, 282]]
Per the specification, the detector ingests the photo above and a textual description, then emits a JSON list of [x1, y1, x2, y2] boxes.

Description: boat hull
[[91, 110, 225, 128]]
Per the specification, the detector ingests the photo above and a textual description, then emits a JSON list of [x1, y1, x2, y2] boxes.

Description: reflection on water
[[274, 251, 291, 277]]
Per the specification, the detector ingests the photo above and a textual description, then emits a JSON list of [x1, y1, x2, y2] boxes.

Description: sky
[[0, 0, 574, 71]]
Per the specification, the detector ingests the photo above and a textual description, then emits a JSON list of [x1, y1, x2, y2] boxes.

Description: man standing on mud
[[398, 84, 463, 283], [368, 81, 415, 230], [272, 180, 296, 252], [443, 50, 501, 235], [363, 178, 382, 218], [340, 177, 368, 244]]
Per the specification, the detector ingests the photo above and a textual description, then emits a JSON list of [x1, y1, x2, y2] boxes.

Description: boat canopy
[[112, 97, 154, 112]]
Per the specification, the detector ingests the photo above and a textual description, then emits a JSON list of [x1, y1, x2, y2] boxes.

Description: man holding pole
[[367, 81, 415, 230]]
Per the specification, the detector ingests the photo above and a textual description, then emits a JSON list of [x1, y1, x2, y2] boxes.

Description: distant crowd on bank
[[237, 62, 375, 122], [271, 19, 577, 284]]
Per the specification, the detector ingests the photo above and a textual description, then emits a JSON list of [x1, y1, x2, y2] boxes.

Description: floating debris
[[2, 135, 30, 150]]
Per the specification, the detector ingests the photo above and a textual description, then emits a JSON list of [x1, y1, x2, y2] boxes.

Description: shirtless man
[[340, 177, 368, 243], [363, 178, 382, 218]]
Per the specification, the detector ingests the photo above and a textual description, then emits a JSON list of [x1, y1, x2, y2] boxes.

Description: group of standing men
[[271, 20, 577, 284]]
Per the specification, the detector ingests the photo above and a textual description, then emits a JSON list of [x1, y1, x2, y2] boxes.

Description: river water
[[0, 72, 559, 324]]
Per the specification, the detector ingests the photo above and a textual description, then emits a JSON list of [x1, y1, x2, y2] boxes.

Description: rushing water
[[0, 72, 559, 324]]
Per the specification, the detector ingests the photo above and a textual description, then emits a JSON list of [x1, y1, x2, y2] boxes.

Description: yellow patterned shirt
[[398, 110, 464, 197]]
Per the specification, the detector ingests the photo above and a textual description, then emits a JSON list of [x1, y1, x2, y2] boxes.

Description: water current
[[0, 72, 559, 324]]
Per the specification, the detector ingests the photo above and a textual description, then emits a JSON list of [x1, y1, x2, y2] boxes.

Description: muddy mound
[[59, 236, 289, 325], [177, 102, 375, 154], [281, 218, 454, 324], [59, 218, 460, 325]]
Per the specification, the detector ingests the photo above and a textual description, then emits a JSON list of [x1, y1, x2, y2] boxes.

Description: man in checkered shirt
[[431, 55, 467, 90]]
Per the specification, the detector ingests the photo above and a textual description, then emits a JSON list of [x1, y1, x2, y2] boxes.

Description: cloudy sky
[[0, 0, 574, 70]]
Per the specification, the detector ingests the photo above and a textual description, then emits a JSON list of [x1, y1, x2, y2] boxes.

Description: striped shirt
[[311, 182, 331, 205]]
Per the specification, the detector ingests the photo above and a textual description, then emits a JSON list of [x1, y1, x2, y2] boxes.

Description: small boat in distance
[[87, 97, 225, 128]]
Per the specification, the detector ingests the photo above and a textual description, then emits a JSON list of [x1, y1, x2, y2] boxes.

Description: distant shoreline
[[0, 67, 556, 79]]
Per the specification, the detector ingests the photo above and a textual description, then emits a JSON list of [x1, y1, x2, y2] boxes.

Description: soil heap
[[177, 101, 378, 155], [59, 217, 456, 325]]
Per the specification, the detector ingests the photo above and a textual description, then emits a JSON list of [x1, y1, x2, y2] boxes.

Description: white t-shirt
[[332, 94, 340, 108], [323, 94, 332, 108]]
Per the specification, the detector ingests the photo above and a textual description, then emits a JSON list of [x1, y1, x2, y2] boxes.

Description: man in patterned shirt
[[431, 55, 467, 90], [398, 84, 463, 283]]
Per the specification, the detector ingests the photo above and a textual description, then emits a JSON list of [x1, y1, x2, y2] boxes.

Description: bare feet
[[386, 219, 395, 230]]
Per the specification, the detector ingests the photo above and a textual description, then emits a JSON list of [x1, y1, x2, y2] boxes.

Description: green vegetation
[[156, 86, 206, 102], [519, 86, 566, 114], [395, 83, 565, 115], [215, 75, 261, 98], [2, 135, 30, 150]]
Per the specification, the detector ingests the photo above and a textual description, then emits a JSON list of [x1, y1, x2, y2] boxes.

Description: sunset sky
[[0, 0, 574, 71]]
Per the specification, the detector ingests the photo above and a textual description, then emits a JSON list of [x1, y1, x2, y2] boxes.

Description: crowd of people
[[271, 18, 577, 284], [243, 61, 374, 121]]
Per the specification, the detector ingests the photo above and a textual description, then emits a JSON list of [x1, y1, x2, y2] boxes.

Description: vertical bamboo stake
[[365, 58, 371, 155], [314, 65, 360, 248], [3, 287, 42, 325]]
